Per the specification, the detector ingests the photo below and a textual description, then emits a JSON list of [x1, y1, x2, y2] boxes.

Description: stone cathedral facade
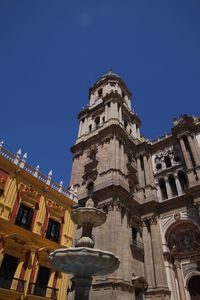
[[70, 72, 200, 300]]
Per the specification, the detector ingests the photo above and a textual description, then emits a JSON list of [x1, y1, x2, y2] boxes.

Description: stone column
[[105, 104, 108, 121], [143, 155, 150, 186], [155, 183, 162, 202], [175, 175, 182, 195], [188, 135, 200, 166], [150, 218, 168, 289], [121, 144, 125, 174], [136, 157, 145, 187], [165, 179, 172, 199], [143, 221, 156, 289], [111, 102, 115, 119], [115, 138, 119, 171], [179, 138, 193, 169], [119, 106, 122, 123], [78, 121, 83, 137], [137, 126, 140, 138], [174, 260, 187, 300], [192, 134, 200, 161], [148, 156, 155, 187], [179, 137, 197, 185]]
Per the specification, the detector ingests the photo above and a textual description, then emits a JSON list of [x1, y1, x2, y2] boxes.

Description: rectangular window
[[135, 288, 143, 300], [15, 203, 33, 230], [132, 227, 137, 240], [0, 254, 18, 289], [46, 219, 60, 242], [34, 266, 50, 297]]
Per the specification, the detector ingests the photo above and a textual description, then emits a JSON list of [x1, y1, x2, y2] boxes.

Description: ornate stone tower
[[70, 72, 149, 299], [70, 72, 200, 300]]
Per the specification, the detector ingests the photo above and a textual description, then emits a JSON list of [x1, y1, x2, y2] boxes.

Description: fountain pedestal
[[49, 199, 120, 300], [71, 277, 92, 300]]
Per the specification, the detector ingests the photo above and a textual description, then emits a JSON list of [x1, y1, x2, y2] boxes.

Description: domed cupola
[[89, 71, 132, 110]]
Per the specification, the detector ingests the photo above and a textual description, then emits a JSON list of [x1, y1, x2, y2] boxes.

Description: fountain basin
[[49, 247, 120, 277], [71, 207, 106, 227]]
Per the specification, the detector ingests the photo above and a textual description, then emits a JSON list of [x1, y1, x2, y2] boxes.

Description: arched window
[[178, 171, 188, 192], [188, 275, 200, 300], [89, 125, 92, 132], [95, 116, 100, 128], [87, 182, 94, 196], [98, 88, 103, 98], [159, 178, 168, 200], [168, 175, 178, 197], [164, 155, 172, 168]]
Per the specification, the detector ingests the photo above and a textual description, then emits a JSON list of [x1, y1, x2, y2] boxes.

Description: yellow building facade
[[0, 144, 77, 300]]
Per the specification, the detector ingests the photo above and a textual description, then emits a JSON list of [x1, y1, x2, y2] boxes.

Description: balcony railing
[[0, 276, 25, 292], [0, 144, 77, 203], [28, 282, 58, 299], [130, 239, 144, 252]]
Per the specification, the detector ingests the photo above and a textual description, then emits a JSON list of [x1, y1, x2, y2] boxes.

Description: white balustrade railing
[[0, 145, 78, 203]]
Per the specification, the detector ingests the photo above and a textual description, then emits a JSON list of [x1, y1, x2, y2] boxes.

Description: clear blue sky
[[0, 0, 200, 186]]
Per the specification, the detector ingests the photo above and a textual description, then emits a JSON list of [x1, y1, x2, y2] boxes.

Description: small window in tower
[[102, 116, 105, 123], [110, 82, 116, 87], [140, 155, 144, 171], [95, 116, 100, 128], [124, 120, 128, 129], [130, 129, 132, 135], [107, 102, 110, 108], [82, 118, 85, 123], [122, 91, 125, 99], [89, 125, 92, 132], [98, 88, 103, 98]]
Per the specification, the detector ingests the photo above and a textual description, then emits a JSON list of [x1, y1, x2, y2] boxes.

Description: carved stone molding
[[142, 216, 157, 227], [47, 200, 65, 222], [131, 273, 148, 291]]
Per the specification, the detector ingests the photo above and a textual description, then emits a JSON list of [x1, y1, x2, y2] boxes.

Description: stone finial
[[22, 152, 27, 161], [16, 149, 22, 157], [86, 198, 94, 208], [48, 170, 52, 178], [60, 180, 63, 187], [0, 141, 4, 149], [34, 165, 40, 178]]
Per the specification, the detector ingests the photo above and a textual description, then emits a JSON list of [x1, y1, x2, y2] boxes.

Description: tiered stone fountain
[[49, 198, 120, 300]]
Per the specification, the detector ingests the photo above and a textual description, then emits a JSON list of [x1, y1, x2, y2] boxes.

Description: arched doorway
[[188, 275, 200, 300]]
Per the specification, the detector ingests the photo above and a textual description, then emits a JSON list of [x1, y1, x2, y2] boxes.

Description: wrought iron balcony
[[130, 238, 144, 252], [0, 275, 25, 292], [28, 282, 58, 299]]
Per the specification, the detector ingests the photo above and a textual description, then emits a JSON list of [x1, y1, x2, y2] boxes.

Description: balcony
[[28, 282, 58, 299], [130, 239, 144, 251], [130, 239, 144, 262], [0, 276, 25, 300]]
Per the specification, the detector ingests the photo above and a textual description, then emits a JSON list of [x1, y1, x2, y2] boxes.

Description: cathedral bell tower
[[70, 72, 146, 299]]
